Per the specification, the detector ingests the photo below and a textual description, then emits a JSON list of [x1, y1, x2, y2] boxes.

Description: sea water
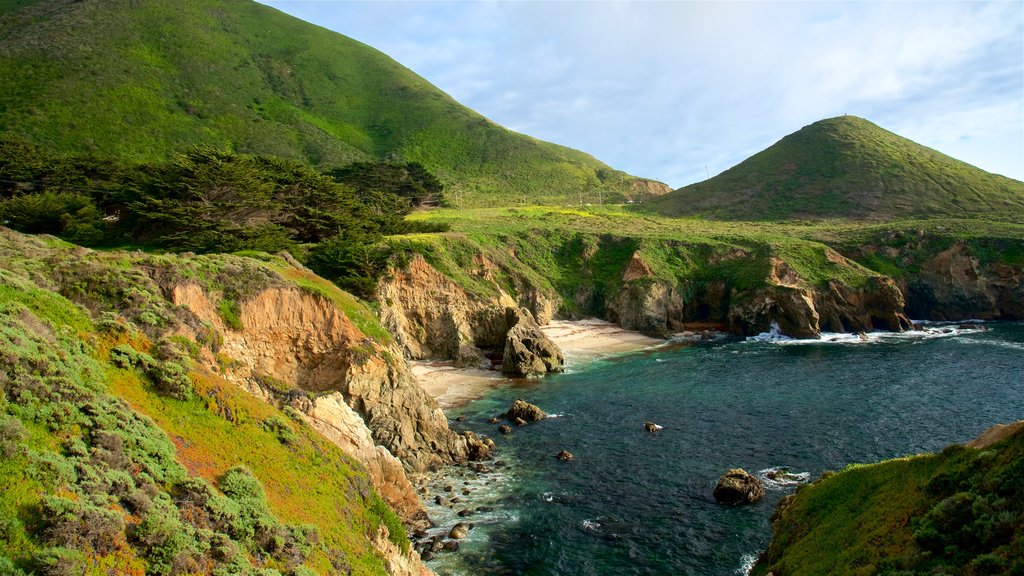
[[425, 322, 1024, 575]]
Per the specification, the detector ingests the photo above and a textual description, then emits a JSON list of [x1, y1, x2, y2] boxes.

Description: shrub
[[0, 414, 26, 458], [30, 547, 85, 576], [261, 415, 297, 446], [40, 496, 126, 555]]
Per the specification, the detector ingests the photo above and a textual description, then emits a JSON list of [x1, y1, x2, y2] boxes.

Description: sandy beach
[[414, 318, 663, 408]]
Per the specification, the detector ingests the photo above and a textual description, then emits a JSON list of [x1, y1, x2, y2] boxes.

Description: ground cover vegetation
[[649, 116, 1024, 221], [398, 206, 1024, 316], [0, 228, 405, 575], [751, 428, 1024, 575], [0, 135, 448, 298]]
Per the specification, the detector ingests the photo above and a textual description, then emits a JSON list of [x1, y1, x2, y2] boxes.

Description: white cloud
[[258, 0, 1024, 184]]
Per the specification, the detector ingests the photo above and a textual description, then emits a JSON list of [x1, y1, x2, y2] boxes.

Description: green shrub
[[261, 415, 297, 446], [0, 554, 26, 576], [30, 547, 85, 576], [217, 299, 243, 331], [0, 415, 26, 458], [39, 496, 125, 555]]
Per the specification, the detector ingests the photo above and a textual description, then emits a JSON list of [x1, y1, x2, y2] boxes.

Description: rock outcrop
[[904, 242, 1024, 321], [378, 254, 564, 373], [501, 307, 564, 376], [713, 468, 765, 505], [504, 399, 547, 423]]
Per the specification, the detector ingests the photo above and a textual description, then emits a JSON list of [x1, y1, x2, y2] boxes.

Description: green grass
[[0, 0, 661, 207], [752, 430, 1024, 575], [648, 116, 1024, 221], [0, 228, 405, 575]]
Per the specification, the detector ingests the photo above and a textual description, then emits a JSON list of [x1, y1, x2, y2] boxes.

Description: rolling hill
[[0, 0, 666, 206], [648, 116, 1024, 220]]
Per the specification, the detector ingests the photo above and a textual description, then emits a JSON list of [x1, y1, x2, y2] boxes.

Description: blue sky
[[258, 1, 1024, 187]]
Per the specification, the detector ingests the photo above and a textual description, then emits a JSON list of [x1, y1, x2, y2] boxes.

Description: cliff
[[0, 227, 435, 575], [377, 253, 563, 375]]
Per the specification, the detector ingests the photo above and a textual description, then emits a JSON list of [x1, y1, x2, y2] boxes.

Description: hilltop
[[0, 0, 665, 206], [648, 116, 1024, 220]]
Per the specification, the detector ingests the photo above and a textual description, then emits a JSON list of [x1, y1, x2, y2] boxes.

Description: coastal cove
[[417, 321, 1024, 576]]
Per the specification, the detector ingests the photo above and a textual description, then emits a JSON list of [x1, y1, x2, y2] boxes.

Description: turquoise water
[[427, 322, 1024, 575]]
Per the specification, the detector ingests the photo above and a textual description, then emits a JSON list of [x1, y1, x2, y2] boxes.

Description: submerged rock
[[556, 450, 574, 461], [713, 468, 764, 505], [505, 399, 547, 423], [498, 425, 512, 435]]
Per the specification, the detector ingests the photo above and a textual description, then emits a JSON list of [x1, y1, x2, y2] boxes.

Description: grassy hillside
[[648, 116, 1024, 220], [752, 425, 1024, 575], [0, 0, 662, 206], [0, 228, 403, 575]]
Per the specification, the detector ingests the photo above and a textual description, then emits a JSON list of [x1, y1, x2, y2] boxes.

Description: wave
[[757, 466, 811, 490], [737, 553, 758, 575], [745, 321, 988, 346]]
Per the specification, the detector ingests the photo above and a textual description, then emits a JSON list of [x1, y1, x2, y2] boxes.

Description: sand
[[414, 318, 662, 409]]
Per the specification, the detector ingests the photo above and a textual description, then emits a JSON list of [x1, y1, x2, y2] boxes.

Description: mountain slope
[[648, 116, 1024, 220], [0, 0, 665, 206]]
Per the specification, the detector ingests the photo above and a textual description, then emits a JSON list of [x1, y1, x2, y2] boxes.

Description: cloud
[[258, 0, 1024, 184]]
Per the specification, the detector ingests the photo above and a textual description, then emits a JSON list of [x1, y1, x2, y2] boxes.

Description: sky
[[257, 1, 1024, 188]]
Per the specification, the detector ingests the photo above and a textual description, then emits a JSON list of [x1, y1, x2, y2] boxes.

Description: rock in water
[[713, 468, 765, 505], [645, 421, 663, 433], [556, 450, 574, 461], [449, 522, 471, 539], [498, 425, 512, 435], [501, 307, 565, 376], [505, 399, 547, 422]]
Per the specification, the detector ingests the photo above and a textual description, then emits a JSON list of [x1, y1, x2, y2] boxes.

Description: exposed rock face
[[501, 307, 564, 376], [172, 284, 476, 472], [608, 251, 913, 339], [371, 524, 435, 576], [714, 468, 765, 505], [504, 399, 547, 423], [904, 243, 1024, 321], [377, 255, 561, 367], [296, 392, 428, 529], [965, 420, 1024, 449], [728, 278, 913, 338]]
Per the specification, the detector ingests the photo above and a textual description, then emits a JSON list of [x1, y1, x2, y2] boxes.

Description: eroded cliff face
[[607, 252, 913, 339], [170, 283, 484, 534], [377, 255, 563, 374], [902, 242, 1024, 321]]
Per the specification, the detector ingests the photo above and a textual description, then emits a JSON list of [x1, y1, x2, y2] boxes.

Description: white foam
[[581, 518, 601, 531], [746, 322, 988, 346], [758, 467, 811, 490], [737, 553, 761, 573], [737, 553, 758, 575], [745, 321, 793, 342]]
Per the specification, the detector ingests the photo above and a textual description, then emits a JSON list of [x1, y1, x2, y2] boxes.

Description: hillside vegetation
[[0, 0, 664, 207], [0, 228, 404, 575], [752, 425, 1024, 575], [648, 116, 1024, 220]]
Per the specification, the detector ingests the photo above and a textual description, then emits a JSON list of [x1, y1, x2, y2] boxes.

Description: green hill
[[0, 0, 664, 206], [648, 116, 1024, 220]]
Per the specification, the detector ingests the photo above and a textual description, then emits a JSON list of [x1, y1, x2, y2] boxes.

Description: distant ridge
[[0, 0, 666, 206], [649, 116, 1024, 220]]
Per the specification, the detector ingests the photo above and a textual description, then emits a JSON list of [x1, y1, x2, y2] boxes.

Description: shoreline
[[413, 318, 663, 409]]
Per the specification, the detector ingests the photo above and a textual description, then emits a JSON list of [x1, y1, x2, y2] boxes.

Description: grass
[[648, 116, 1024, 221], [752, 430, 1024, 575], [0, 227, 407, 574], [0, 0, 659, 207]]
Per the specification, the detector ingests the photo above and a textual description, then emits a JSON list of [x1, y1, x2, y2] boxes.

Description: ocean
[[422, 322, 1024, 575]]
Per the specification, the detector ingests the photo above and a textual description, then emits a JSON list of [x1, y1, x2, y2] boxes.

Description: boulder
[[556, 450, 574, 461], [713, 468, 764, 505], [645, 421, 663, 433], [449, 522, 471, 539], [498, 425, 512, 435], [501, 307, 565, 377], [505, 399, 547, 423]]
